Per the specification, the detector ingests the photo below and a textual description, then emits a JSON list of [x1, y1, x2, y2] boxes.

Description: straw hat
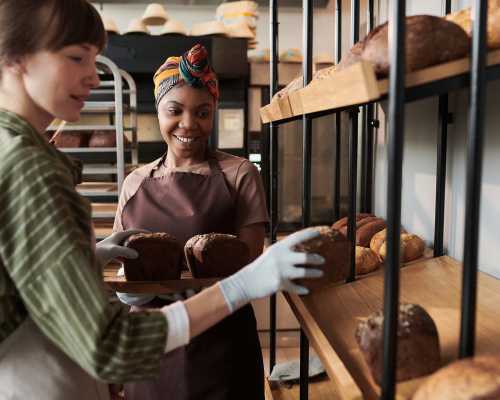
[[190, 21, 227, 37], [159, 19, 187, 36], [280, 48, 302, 63], [226, 21, 255, 39], [102, 15, 120, 35], [125, 18, 150, 35], [141, 3, 168, 26]]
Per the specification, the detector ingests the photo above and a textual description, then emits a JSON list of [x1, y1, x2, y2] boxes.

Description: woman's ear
[[5, 57, 26, 75]]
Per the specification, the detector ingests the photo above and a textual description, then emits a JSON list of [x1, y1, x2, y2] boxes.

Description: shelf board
[[284, 256, 500, 400], [82, 101, 134, 113], [91, 202, 118, 219], [103, 263, 219, 293], [47, 125, 136, 132], [93, 220, 113, 240], [261, 48, 500, 124], [60, 147, 133, 153]]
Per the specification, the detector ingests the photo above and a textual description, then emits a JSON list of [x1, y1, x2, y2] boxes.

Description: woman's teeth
[[174, 135, 197, 143]]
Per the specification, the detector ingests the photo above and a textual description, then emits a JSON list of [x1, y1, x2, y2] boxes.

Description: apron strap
[[150, 152, 168, 178]]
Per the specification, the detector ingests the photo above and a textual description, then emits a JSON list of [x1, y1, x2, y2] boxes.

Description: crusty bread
[[355, 246, 380, 275], [370, 229, 425, 263], [413, 355, 500, 400], [123, 232, 183, 281], [292, 226, 350, 290], [53, 131, 88, 148], [331, 213, 374, 230], [362, 15, 470, 78], [184, 233, 250, 278], [355, 303, 441, 386], [336, 216, 386, 248]]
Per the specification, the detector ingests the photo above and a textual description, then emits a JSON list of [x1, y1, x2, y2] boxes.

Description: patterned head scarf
[[153, 44, 219, 108]]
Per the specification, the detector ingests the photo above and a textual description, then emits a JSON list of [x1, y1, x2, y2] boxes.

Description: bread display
[[412, 355, 500, 400], [361, 15, 469, 78], [123, 232, 183, 281], [52, 131, 87, 148], [355, 303, 441, 385], [88, 130, 116, 147], [292, 226, 350, 289], [332, 214, 386, 247], [370, 229, 425, 263], [446, 1, 500, 50], [355, 246, 380, 275], [184, 233, 250, 278]]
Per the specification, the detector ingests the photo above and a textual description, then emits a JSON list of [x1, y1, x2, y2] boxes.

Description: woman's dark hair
[[0, 0, 106, 66]]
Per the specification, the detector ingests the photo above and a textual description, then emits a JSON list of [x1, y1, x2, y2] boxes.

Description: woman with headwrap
[[113, 44, 269, 399]]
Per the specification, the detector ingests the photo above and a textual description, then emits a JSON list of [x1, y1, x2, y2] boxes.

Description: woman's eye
[[198, 110, 209, 118], [68, 56, 83, 63]]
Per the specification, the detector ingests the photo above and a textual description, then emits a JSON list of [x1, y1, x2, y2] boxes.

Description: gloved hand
[[95, 229, 148, 267], [219, 229, 325, 312]]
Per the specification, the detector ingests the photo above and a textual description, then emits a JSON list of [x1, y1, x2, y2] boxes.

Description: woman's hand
[[218, 229, 325, 312]]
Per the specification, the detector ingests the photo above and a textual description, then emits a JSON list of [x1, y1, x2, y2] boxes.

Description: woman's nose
[[180, 113, 197, 129], [86, 66, 100, 89]]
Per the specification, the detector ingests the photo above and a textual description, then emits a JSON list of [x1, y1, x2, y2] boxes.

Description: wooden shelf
[[260, 48, 500, 124], [91, 202, 118, 219], [284, 256, 500, 400], [103, 262, 219, 293]]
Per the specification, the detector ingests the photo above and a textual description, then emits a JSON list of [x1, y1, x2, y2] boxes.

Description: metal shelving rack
[[264, 0, 499, 399]]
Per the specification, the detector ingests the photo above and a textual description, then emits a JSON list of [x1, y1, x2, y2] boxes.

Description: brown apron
[[121, 153, 264, 400]]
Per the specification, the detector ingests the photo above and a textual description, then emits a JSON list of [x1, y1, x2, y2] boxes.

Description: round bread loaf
[[355, 246, 380, 275], [89, 130, 116, 147], [362, 15, 470, 78], [370, 229, 425, 263], [292, 226, 350, 290], [53, 131, 87, 148], [355, 303, 441, 386], [184, 233, 250, 278], [413, 355, 500, 400], [331, 213, 374, 230], [123, 232, 183, 281]]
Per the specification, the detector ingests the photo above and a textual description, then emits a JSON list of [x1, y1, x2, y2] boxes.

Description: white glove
[[116, 291, 155, 306], [219, 229, 325, 312], [95, 229, 147, 267]]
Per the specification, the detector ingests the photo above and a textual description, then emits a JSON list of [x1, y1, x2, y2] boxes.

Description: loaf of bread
[[362, 15, 470, 78], [370, 229, 425, 263], [123, 232, 183, 281], [292, 226, 350, 290], [53, 131, 87, 148], [355, 246, 380, 275], [446, 1, 500, 50], [355, 303, 441, 385], [413, 355, 500, 400], [333, 215, 386, 247], [184, 233, 250, 278], [89, 130, 115, 147]]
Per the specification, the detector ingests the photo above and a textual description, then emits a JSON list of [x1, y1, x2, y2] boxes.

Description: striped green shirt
[[0, 110, 167, 382]]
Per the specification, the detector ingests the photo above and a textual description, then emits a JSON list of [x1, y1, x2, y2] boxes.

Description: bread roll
[[355, 303, 441, 385], [371, 229, 425, 263], [123, 232, 183, 281], [413, 355, 500, 400], [331, 213, 374, 230], [362, 15, 470, 78], [184, 233, 250, 278], [53, 131, 87, 148], [446, 2, 500, 49], [293, 226, 350, 290], [355, 246, 380, 275]]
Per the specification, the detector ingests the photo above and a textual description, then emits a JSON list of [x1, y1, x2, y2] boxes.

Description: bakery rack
[[48, 55, 138, 239], [263, 0, 500, 399]]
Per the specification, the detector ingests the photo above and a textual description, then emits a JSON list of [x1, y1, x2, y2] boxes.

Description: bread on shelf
[[292, 225, 350, 289], [123, 232, 183, 281], [331, 213, 374, 230], [370, 228, 425, 263], [52, 130, 88, 148], [332, 214, 386, 247], [355, 303, 441, 386], [184, 233, 250, 278], [413, 355, 500, 400], [355, 246, 380, 275]]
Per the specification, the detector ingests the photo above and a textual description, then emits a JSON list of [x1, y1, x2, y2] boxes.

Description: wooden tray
[[285, 256, 500, 400], [103, 262, 219, 293]]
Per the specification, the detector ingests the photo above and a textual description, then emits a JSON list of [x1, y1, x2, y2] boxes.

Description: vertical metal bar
[[302, 0, 313, 228], [269, 0, 279, 373], [434, 0, 452, 258], [459, 0, 488, 359], [300, 329, 309, 400], [346, 0, 359, 283], [334, 0, 342, 221], [381, 0, 406, 398]]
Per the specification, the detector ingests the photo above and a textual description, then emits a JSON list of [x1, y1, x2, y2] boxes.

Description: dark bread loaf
[[184, 233, 250, 278], [355, 303, 441, 385], [332, 213, 374, 230], [292, 226, 350, 289], [412, 355, 500, 400], [362, 15, 470, 78], [355, 246, 380, 275], [123, 232, 183, 281], [335, 216, 386, 247], [53, 131, 88, 148]]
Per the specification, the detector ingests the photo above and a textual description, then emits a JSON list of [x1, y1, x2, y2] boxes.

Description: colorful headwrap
[[153, 44, 219, 107]]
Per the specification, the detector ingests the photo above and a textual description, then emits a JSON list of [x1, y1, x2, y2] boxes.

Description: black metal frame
[[333, 0, 342, 221], [265, 0, 490, 398]]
